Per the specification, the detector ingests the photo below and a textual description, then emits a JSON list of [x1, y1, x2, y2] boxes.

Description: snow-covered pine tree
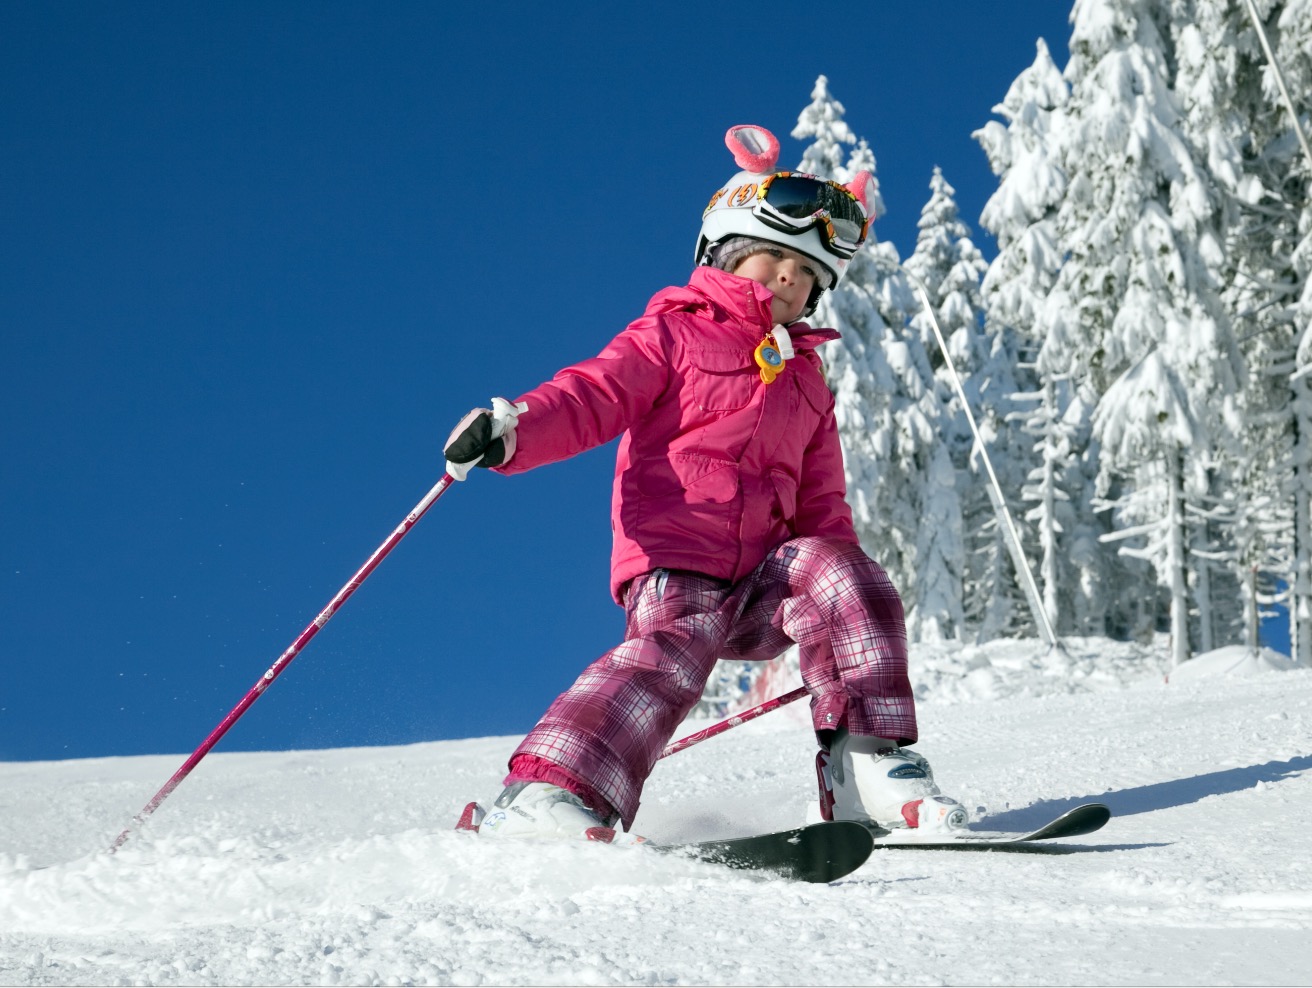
[[794, 75, 868, 197], [1286, 0, 1312, 665], [974, 39, 1108, 637], [1255, 0, 1312, 664], [905, 168, 1007, 641], [1013, 377, 1073, 632], [1094, 353, 1210, 665], [1169, 0, 1312, 661], [975, 39, 1070, 347], [1166, 0, 1282, 653], [1039, 0, 1245, 662], [1188, 471, 1290, 655]]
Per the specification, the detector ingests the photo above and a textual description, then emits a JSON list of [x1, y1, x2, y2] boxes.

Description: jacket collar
[[645, 266, 841, 349]]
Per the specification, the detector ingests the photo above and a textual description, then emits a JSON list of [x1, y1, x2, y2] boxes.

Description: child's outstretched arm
[[499, 320, 672, 472], [444, 319, 672, 478]]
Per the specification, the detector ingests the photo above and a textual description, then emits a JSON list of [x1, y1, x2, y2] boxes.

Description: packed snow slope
[[2, 638, 1310, 987]]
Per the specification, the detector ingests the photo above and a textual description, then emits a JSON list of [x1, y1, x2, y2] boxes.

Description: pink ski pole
[[659, 685, 808, 760], [110, 473, 458, 852]]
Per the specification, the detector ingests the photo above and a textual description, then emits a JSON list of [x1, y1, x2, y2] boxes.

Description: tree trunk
[[1195, 547, 1213, 654], [1040, 378, 1061, 633], [1193, 472, 1214, 654], [1292, 376, 1312, 667], [1244, 565, 1260, 658], [1168, 444, 1190, 667]]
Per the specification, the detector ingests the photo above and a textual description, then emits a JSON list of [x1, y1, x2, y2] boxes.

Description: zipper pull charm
[[754, 328, 793, 384], [755, 336, 785, 383]]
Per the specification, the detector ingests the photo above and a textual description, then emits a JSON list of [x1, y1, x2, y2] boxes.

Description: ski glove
[[444, 397, 529, 481]]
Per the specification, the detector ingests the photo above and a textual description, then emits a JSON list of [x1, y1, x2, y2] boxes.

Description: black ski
[[871, 802, 1111, 852], [654, 820, 875, 883]]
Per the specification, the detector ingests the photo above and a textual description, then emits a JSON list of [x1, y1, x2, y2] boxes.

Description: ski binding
[[872, 802, 1111, 851]]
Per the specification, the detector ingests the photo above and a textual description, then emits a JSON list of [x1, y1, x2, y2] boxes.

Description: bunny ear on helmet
[[845, 170, 877, 216], [724, 125, 780, 174]]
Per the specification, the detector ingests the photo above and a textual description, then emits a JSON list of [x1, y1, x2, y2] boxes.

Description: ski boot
[[456, 781, 641, 844], [811, 729, 968, 834]]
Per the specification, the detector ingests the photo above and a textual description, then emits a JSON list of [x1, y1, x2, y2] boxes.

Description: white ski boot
[[457, 781, 630, 842], [812, 730, 968, 833]]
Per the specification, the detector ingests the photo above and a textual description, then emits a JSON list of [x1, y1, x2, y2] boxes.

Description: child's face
[[732, 246, 820, 325]]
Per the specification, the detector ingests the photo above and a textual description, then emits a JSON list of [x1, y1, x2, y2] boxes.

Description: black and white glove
[[444, 397, 528, 481]]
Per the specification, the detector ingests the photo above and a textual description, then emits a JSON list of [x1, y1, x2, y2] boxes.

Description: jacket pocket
[[688, 347, 758, 411], [770, 468, 799, 525], [793, 362, 834, 415], [638, 452, 740, 504]]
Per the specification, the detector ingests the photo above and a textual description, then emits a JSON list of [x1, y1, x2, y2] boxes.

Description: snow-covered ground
[[2, 638, 1310, 986]]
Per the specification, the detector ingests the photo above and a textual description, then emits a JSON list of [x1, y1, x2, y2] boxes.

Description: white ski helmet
[[696, 124, 876, 313]]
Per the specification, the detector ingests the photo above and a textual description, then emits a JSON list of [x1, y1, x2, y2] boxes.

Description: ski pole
[[1241, 0, 1312, 174], [110, 472, 459, 852], [659, 686, 808, 760], [909, 276, 1063, 653]]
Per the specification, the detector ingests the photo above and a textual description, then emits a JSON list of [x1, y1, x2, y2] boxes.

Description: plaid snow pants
[[508, 536, 916, 828]]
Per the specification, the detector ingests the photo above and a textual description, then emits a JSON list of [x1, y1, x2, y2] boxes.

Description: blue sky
[[6, 1, 1254, 766]]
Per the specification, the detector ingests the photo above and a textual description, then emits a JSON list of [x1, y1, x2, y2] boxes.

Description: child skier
[[446, 124, 965, 840]]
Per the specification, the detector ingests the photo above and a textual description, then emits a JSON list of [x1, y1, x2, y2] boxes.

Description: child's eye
[[766, 247, 784, 258], [802, 265, 817, 278]]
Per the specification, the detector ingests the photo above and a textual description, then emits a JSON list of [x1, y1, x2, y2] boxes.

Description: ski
[[651, 820, 876, 883], [457, 803, 873, 882], [871, 802, 1111, 852]]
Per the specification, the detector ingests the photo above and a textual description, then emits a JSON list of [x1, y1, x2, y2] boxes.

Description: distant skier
[[445, 124, 966, 839]]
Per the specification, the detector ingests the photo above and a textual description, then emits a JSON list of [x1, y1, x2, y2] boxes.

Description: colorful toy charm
[[755, 336, 786, 384]]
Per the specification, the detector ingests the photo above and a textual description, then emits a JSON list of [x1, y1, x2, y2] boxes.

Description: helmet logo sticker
[[729, 184, 758, 207]]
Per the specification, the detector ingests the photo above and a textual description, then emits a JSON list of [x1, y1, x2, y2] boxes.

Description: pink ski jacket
[[495, 265, 859, 602]]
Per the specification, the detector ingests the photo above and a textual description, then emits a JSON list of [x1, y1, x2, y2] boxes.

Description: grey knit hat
[[707, 236, 835, 291]]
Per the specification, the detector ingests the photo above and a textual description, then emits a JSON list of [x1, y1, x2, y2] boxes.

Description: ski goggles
[[753, 173, 870, 259]]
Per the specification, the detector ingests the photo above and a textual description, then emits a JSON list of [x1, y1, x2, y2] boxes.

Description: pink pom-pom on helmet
[[724, 125, 781, 173], [844, 171, 876, 213]]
